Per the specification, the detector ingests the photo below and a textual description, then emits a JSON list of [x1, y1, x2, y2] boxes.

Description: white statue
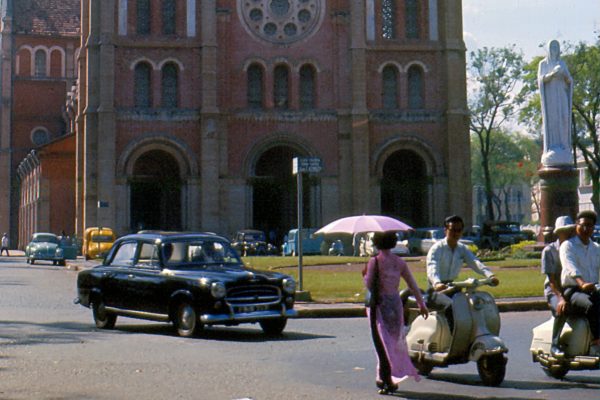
[[538, 40, 573, 167]]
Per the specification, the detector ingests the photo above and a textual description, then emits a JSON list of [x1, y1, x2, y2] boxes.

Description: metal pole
[[297, 171, 303, 291]]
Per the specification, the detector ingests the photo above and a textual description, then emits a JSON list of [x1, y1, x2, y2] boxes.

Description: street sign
[[292, 157, 322, 174]]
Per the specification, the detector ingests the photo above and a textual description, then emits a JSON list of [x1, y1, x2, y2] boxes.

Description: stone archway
[[130, 150, 182, 231], [252, 145, 315, 247], [381, 149, 428, 227]]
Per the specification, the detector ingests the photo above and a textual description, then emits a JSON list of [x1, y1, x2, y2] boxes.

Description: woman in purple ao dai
[[363, 231, 428, 394]]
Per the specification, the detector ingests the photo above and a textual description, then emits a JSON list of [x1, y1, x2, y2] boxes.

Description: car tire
[[30, 258, 35, 265], [259, 318, 287, 335], [58, 259, 66, 266], [92, 300, 117, 329], [174, 302, 201, 338], [52, 260, 57, 266]]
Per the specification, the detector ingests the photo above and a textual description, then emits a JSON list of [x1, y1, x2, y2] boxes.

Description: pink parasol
[[314, 215, 413, 235]]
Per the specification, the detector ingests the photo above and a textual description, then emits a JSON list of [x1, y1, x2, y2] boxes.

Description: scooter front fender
[[469, 334, 508, 362]]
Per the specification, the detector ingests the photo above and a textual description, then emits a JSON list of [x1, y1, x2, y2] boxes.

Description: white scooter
[[403, 277, 508, 386], [530, 285, 600, 379]]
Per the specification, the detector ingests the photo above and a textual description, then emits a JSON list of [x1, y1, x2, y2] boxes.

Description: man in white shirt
[[559, 210, 600, 355], [426, 215, 499, 327], [0, 233, 9, 256]]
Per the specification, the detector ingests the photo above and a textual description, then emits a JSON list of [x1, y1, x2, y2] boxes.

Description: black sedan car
[[75, 232, 297, 337]]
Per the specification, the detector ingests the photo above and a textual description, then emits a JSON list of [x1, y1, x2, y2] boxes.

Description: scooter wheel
[[543, 364, 569, 379], [477, 354, 506, 386]]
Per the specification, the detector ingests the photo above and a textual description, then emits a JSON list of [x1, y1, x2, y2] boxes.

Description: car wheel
[[259, 318, 287, 335], [58, 259, 66, 266], [92, 300, 117, 329], [30, 258, 35, 265], [174, 302, 201, 338], [25, 258, 30, 264], [52, 260, 57, 266]]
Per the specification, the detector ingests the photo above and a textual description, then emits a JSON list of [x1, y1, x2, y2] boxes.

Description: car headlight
[[210, 282, 226, 299], [282, 278, 296, 294], [55, 248, 64, 257]]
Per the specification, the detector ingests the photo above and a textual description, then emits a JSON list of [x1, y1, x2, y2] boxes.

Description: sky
[[463, 0, 600, 60]]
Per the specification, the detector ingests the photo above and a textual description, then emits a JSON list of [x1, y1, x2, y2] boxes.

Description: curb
[[294, 298, 549, 319]]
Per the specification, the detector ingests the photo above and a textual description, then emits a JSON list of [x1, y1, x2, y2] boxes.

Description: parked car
[[282, 228, 324, 256], [359, 232, 410, 257], [25, 232, 77, 266], [82, 226, 116, 260], [407, 227, 477, 255], [75, 231, 297, 337], [231, 229, 277, 256], [480, 221, 528, 249], [407, 228, 445, 255]]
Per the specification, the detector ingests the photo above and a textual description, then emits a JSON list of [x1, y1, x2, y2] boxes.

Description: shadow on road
[[0, 320, 99, 347], [114, 322, 335, 342]]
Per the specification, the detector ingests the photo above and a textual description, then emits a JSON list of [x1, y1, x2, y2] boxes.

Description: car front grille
[[226, 285, 281, 306]]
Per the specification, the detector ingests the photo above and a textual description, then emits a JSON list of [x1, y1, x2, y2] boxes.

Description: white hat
[[554, 216, 575, 234]]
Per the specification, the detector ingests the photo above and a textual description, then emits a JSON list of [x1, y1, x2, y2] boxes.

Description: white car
[[359, 232, 410, 257]]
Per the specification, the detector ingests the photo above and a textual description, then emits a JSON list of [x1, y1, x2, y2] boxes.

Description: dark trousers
[[426, 289, 456, 330], [566, 289, 600, 341], [547, 293, 567, 346], [0, 247, 8, 256]]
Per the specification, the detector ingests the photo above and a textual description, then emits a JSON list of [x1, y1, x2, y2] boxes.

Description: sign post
[[292, 157, 322, 299]]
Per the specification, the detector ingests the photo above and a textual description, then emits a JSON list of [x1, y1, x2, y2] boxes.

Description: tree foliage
[[468, 46, 526, 221]]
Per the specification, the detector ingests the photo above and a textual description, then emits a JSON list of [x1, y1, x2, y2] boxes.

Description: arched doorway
[[130, 150, 182, 231], [252, 146, 313, 247], [381, 150, 428, 227]]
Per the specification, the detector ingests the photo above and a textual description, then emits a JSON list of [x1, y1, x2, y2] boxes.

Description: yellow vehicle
[[82, 227, 116, 260]]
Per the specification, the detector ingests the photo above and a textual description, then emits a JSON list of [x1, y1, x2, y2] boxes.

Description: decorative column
[[538, 167, 578, 242]]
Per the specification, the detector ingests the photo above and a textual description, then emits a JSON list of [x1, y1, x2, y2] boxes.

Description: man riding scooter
[[559, 210, 600, 356], [427, 215, 499, 325], [540, 216, 575, 357]]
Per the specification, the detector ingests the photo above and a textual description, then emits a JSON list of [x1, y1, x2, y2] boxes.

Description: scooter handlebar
[[442, 277, 496, 292]]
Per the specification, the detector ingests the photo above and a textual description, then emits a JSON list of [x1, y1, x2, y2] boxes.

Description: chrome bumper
[[200, 308, 297, 324]]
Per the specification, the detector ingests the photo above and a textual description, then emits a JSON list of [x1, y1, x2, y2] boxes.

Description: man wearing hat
[[541, 216, 575, 356], [559, 210, 600, 356]]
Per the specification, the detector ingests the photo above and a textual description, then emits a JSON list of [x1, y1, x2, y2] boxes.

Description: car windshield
[[91, 234, 114, 243], [243, 232, 265, 241], [163, 239, 242, 268], [432, 230, 445, 239], [32, 234, 58, 244]]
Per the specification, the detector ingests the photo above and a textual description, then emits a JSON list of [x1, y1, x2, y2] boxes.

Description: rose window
[[238, 0, 324, 44]]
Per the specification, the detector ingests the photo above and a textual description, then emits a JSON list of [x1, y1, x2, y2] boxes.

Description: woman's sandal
[[377, 382, 398, 395]]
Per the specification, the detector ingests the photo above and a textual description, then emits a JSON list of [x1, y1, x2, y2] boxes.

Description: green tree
[[471, 129, 539, 220], [468, 46, 526, 221]]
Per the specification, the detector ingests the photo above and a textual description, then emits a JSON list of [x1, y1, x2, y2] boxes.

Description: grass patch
[[243, 256, 545, 303]]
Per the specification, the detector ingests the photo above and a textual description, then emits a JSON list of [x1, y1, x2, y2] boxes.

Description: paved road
[[1, 256, 599, 399]]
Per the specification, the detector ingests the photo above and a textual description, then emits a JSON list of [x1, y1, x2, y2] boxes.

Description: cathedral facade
[[2, 0, 471, 247]]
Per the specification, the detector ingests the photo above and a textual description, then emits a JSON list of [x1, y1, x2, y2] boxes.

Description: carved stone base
[[538, 166, 578, 242]]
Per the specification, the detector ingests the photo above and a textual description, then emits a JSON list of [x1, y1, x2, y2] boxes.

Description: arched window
[[34, 49, 46, 77], [274, 65, 289, 110], [134, 62, 152, 108], [405, 0, 420, 39], [382, 0, 396, 39], [382, 65, 398, 109], [247, 64, 263, 109], [162, 0, 176, 35], [161, 63, 178, 108], [408, 65, 424, 109], [137, 0, 151, 35], [299, 64, 316, 109]]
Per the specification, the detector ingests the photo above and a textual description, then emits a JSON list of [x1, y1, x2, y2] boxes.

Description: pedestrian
[[363, 230, 428, 395], [1, 232, 9, 256], [559, 210, 600, 356], [540, 215, 575, 357]]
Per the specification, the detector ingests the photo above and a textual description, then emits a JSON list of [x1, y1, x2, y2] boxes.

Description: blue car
[[282, 228, 324, 256]]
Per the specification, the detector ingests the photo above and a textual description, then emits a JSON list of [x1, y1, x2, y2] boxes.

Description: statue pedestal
[[538, 166, 578, 242]]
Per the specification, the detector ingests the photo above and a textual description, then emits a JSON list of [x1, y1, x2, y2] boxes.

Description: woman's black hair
[[372, 231, 397, 250]]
